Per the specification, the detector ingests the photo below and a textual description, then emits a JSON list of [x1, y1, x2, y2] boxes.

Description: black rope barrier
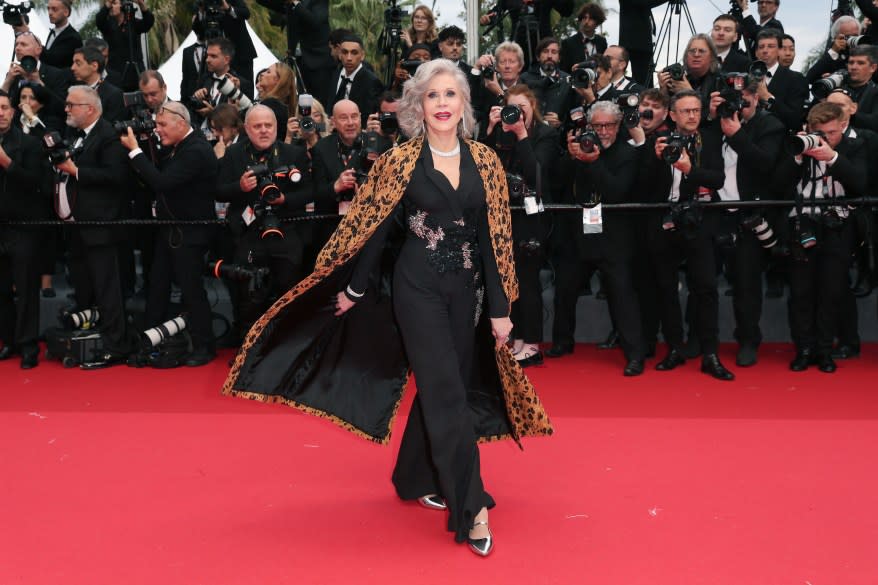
[[2, 198, 878, 227]]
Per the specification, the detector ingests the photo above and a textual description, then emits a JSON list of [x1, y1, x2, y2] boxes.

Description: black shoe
[[655, 349, 686, 371], [701, 353, 734, 381], [184, 348, 216, 367], [736, 345, 758, 367], [831, 344, 860, 360], [516, 349, 543, 368], [623, 359, 644, 376], [817, 353, 837, 373], [20, 353, 38, 369], [646, 344, 656, 358], [0, 346, 13, 360], [852, 274, 873, 298], [789, 348, 815, 372], [682, 337, 701, 359], [80, 351, 127, 370], [597, 330, 619, 350], [545, 343, 573, 358], [467, 521, 494, 557]]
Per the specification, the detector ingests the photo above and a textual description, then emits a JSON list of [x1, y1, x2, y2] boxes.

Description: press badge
[[583, 204, 603, 234], [524, 195, 539, 215], [242, 205, 256, 226]]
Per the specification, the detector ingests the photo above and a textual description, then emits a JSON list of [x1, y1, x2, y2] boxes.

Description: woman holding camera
[[284, 95, 330, 151], [401, 5, 439, 57], [96, 0, 154, 79], [480, 84, 558, 366]]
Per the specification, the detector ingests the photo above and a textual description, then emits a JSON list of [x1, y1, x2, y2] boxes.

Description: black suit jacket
[[643, 124, 726, 205], [805, 50, 847, 84], [723, 109, 786, 201], [96, 80, 126, 122], [775, 133, 869, 201], [324, 67, 384, 124], [180, 43, 205, 104], [741, 15, 783, 58], [310, 133, 392, 212], [619, 0, 669, 52], [560, 33, 608, 75], [849, 82, 878, 132], [65, 118, 131, 246], [8, 62, 71, 123], [41, 25, 83, 69], [766, 65, 808, 132], [720, 48, 751, 73], [96, 6, 155, 72], [128, 131, 218, 245], [0, 126, 51, 221], [221, 0, 257, 61], [255, 0, 333, 71]]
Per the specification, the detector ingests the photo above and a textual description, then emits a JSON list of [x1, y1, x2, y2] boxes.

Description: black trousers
[[647, 213, 721, 355], [68, 233, 131, 355], [787, 217, 856, 354], [146, 228, 213, 351], [0, 229, 41, 353], [552, 232, 646, 360], [510, 245, 544, 343], [717, 213, 767, 348]]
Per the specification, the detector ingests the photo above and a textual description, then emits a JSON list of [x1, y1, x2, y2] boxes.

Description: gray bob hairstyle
[[397, 59, 476, 139]]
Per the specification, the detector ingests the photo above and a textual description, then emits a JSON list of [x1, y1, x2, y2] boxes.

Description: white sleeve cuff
[[827, 152, 839, 166], [828, 48, 840, 60], [128, 148, 143, 159]]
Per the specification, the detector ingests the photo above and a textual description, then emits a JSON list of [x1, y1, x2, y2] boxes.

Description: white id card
[[242, 205, 256, 226], [338, 200, 352, 215], [524, 196, 539, 215], [583, 204, 603, 234]]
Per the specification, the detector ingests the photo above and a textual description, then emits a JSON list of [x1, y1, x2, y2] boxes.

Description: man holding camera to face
[[120, 100, 218, 366], [521, 37, 575, 130], [805, 16, 862, 85], [189, 38, 252, 135], [554, 100, 646, 375], [812, 46, 878, 132], [708, 78, 785, 367], [2, 32, 70, 129], [776, 102, 868, 373], [643, 90, 733, 380], [216, 105, 313, 336]]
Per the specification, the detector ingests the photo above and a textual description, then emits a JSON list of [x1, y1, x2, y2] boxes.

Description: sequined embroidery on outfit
[[407, 209, 478, 274]]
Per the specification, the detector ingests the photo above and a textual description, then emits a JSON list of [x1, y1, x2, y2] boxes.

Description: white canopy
[[159, 23, 280, 100]]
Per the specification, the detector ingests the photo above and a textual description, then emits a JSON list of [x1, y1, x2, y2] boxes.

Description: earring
[[461, 116, 468, 137]]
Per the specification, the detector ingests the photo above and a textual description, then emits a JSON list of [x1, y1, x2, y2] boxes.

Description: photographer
[[401, 5, 439, 56], [521, 37, 576, 130], [474, 42, 526, 115], [560, 2, 608, 74], [190, 38, 252, 134], [604, 45, 644, 94], [658, 34, 720, 124], [554, 100, 646, 375], [52, 86, 133, 368], [2, 32, 70, 127], [391, 44, 432, 95], [70, 47, 125, 122], [191, 0, 256, 95], [215, 105, 313, 335], [285, 94, 330, 151], [753, 29, 808, 132], [96, 0, 154, 88], [365, 91, 404, 145], [0, 90, 50, 368], [120, 100, 218, 367], [481, 84, 558, 367], [481, 0, 574, 66], [643, 90, 733, 380], [572, 54, 615, 107], [825, 46, 878, 132], [708, 79, 786, 366], [255, 62, 299, 142], [775, 102, 868, 373], [805, 15, 861, 84], [732, 0, 784, 59]]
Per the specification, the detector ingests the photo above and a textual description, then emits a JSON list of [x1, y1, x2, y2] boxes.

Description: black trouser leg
[[816, 222, 856, 354], [601, 255, 646, 361], [169, 244, 213, 351], [733, 232, 765, 348], [511, 248, 543, 343], [77, 240, 130, 355], [647, 224, 684, 350], [683, 226, 720, 355], [550, 253, 583, 346], [788, 244, 818, 351]]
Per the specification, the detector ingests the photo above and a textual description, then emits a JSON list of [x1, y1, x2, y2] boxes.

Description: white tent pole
[[466, 0, 479, 65]]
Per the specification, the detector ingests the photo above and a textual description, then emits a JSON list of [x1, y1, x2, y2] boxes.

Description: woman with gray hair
[[221, 58, 553, 557]]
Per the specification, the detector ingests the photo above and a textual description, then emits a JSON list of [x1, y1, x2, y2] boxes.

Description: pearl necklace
[[429, 143, 461, 157]]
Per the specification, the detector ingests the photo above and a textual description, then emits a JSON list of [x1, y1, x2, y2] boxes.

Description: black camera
[[19, 55, 37, 74], [568, 106, 589, 130], [740, 213, 778, 249], [662, 200, 702, 236], [249, 163, 304, 204], [208, 259, 269, 293], [113, 91, 157, 135], [576, 128, 600, 152], [846, 34, 873, 49], [728, 0, 743, 18], [194, 0, 225, 39], [716, 72, 750, 118], [2, 1, 32, 26], [379, 112, 399, 134], [42, 131, 76, 165], [481, 65, 497, 80], [401, 59, 425, 76], [501, 104, 521, 125], [663, 63, 685, 81], [113, 117, 156, 135], [121, 0, 137, 18], [571, 65, 597, 89], [662, 133, 693, 164], [506, 173, 535, 199], [617, 93, 641, 128], [297, 93, 317, 133], [343, 135, 374, 189], [811, 69, 848, 100]]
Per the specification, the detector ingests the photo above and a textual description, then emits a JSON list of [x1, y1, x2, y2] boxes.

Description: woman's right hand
[[335, 291, 356, 316]]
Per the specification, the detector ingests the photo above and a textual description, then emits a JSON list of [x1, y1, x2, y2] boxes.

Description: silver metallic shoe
[[417, 494, 447, 510], [467, 521, 493, 557]]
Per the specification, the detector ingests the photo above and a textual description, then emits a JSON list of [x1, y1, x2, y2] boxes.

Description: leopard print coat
[[223, 136, 553, 445]]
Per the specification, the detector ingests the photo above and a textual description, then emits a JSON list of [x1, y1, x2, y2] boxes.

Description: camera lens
[[500, 105, 521, 125]]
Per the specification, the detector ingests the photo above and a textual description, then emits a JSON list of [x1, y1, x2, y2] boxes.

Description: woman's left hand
[[490, 316, 513, 349]]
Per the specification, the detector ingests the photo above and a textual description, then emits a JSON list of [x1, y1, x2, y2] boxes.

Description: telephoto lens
[[788, 133, 824, 155], [62, 307, 100, 330], [142, 316, 188, 348]]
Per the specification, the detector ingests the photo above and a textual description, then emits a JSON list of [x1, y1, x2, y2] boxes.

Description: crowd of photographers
[[1, 0, 877, 379]]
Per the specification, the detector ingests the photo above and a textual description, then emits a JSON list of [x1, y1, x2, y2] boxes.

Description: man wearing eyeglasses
[[642, 90, 733, 381], [53, 86, 134, 369], [120, 101, 219, 367], [733, 0, 784, 59]]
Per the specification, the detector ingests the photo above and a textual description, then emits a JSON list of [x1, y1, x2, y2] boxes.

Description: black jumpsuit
[[347, 140, 508, 542]]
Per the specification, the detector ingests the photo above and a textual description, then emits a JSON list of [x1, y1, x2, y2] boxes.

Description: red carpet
[[2, 344, 878, 584]]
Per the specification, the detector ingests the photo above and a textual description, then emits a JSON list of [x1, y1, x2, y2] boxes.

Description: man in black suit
[[180, 37, 207, 108], [779, 34, 796, 69], [642, 90, 733, 380], [0, 90, 50, 368], [190, 38, 252, 134], [70, 47, 125, 122], [708, 82, 785, 366], [191, 0, 256, 95], [521, 37, 576, 130], [41, 0, 83, 69], [254, 0, 335, 99], [804, 16, 860, 84], [604, 45, 645, 94], [753, 29, 808, 132], [96, 0, 155, 89], [712, 14, 751, 73], [733, 0, 783, 58], [215, 105, 313, 335], [776, 102, 868, 373], [120, 100, 218, 366], [481, 0, 573, 66], [619, 0, 669, 86], [830, 46, 878, 132], [83, 38, 124, 88], [1, 31, 71, 124], [324, 34, 384, 126], [52, 86, 133, 368], [560, 2, 608, 74], [551, 101, 647, 375], [657, 34, 720, 124]]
